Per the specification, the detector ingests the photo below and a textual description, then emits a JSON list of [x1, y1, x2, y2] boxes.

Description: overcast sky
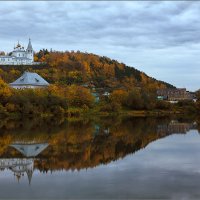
[[0, 1, 199, 91]]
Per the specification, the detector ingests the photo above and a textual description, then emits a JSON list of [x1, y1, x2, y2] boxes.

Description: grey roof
[[10, 71, 49, 86], [27, 38, 33, 50], [10, 143, 49, 157]]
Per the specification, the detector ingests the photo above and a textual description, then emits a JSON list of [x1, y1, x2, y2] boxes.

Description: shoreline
[[0, 109, 189, 120]]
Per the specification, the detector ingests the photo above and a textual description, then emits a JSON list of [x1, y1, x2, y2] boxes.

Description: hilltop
[[0, 50, 174, 91]]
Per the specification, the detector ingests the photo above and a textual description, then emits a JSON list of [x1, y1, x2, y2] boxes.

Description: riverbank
[[0, 107, 191, 121]]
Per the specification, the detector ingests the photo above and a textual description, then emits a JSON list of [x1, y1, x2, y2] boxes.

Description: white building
[[0, 39, 38, 65], [9, 71, 49, 89]]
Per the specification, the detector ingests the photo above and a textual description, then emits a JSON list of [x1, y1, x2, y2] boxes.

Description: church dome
[[16, 43, 21, 48], [13, 41, 26, 52]]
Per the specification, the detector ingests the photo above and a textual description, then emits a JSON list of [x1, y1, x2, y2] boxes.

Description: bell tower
[[26, 38, 34, 62]]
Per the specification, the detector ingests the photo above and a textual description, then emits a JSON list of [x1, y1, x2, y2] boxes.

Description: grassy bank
[[0, 107, 185, 120]]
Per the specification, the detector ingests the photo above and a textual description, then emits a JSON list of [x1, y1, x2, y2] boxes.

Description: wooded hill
[[0, 50, 174, 91]]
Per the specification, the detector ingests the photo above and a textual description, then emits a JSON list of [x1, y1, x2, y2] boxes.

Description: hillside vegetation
[[0, 50, 189, 117], [0, 50, 174, 90]]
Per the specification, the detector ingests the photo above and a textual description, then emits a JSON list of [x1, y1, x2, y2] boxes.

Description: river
[[0, 116, 199, 199]]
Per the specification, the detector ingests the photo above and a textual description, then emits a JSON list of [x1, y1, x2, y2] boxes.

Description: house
[[157, 88, 194, 101], [102, 91, 110, 96], [0, 39, 39, 65], [92, 92, 100, 102], [9, 71, 49, 89]]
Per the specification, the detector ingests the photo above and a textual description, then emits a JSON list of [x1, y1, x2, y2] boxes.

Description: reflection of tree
[[0, 117, 197, 172]]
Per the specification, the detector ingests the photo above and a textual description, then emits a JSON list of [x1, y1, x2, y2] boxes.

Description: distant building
[[9, 71, 49, 89], [0, 39, 38, 65], [92, 92, 100, 102], [102, 91, 110, 96], [157, 88, 194, 101]]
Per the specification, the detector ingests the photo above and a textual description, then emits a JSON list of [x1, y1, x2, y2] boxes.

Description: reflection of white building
[[9, 71, 49, 89], [10, 142, 49, 157], [0, 142, 49, 184], [0, 158, 34, 184], [0, 39, 37, 65]]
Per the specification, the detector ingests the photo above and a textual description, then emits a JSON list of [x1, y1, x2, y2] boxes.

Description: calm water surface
[[0, 117, 199, 199]]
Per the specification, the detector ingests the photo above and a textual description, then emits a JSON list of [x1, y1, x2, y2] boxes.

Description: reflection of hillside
[[0, 117, 197, 173]]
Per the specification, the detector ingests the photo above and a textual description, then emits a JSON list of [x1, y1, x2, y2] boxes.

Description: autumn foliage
[[0, 78, 94, 116], [0, 50, 177, 116], [0, 50, 174, 89]]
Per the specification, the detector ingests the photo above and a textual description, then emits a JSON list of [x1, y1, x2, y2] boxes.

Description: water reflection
[[0, 158, 33, 184], [0, 142, 48, 184], [157, 120, 196, 135], [0, 117, 197, 176], [0, 116, 199, 199], [10, 142, 49, 157]]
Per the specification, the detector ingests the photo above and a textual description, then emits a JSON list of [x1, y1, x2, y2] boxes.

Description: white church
[[0, 39, 37, 65]]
